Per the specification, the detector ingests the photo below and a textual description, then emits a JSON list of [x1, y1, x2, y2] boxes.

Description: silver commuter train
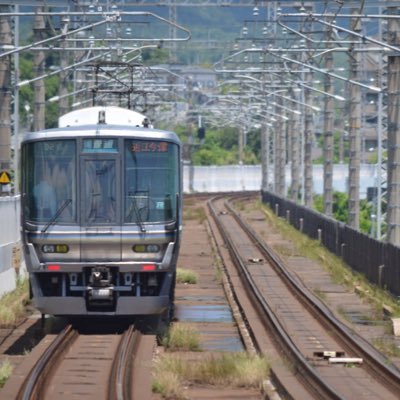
[[21, 106, 182, 317]]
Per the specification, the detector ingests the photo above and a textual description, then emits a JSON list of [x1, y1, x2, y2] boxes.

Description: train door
[[80, 154, 122, 261]]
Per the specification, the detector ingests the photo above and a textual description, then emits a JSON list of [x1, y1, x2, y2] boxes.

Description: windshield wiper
[[127, 197, 146, 233], [41, 199, 72, 233]]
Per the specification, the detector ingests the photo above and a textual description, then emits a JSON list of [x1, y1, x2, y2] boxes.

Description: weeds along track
[[208, 194, 400, 400], [16, 324, 141, 400]]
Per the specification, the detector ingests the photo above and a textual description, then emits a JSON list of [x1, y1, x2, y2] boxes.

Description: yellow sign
[[0, 171, 11, 184]]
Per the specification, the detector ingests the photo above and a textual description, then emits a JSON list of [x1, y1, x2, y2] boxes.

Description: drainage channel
[[174, 302, 244, 352], [175, 208, 245, 353]]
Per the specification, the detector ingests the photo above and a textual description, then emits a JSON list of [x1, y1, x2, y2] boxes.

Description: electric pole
[[323, 26, 334, 217], [261, 121, 269, 192], [386, 6, 400, 245], [304, 67, 314, 207], [348, 10, 362, 229], [33, 8, 46, 131], [289, 92, 300, 201], [0, 6, 12, 195], [274, 95, 286, 196]]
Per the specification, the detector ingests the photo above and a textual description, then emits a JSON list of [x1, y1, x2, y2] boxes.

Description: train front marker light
[[146, 244, 160, 253], [42, 244, 69, 253], [133, 244, 160, 253], [142, 264, 156, 271]]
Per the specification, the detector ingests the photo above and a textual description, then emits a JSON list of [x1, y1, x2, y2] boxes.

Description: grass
[[260, 205, 353, 285], [183, 198, 196, 207], [152, 352, 270, 398], [273, 244, 300, 258], [257, 203, 400, 318], [152, 369, 185, 400], [313, 288, 327, 301], [372, 338, 400, 358], [235, 201, 246, 211], [176, 268, 198, 284], [162, 323, 201, 352], [0, 359, 13, 388], [214, 264, 223, 284], [183, 206, 207, 224], [0, 278, 29, 328]]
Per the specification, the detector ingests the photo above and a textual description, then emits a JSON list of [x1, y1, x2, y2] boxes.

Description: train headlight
[[42, 244, 69, 253], [132, 244, 160, 253], [147, 244, 160, 253], [133, 244, 146, 253]]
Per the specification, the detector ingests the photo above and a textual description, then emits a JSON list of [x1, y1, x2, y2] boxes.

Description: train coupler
[[86, 266, 116, 309]]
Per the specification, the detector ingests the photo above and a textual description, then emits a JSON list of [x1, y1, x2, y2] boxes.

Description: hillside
[[17, 4, 254, 64]]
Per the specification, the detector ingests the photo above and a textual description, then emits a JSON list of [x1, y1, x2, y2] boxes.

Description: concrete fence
[[183, 164, 378, 197], [0, 195, 23, 297]]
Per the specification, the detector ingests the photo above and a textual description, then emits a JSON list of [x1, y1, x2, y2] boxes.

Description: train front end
[[21, 108, 181, 317]]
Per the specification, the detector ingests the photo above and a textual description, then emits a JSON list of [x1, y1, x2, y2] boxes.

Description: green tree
[[142, 47, 169, 64], [332, 191, 348, 223], [314, 130, 348, 164], [314, 191, 374, 235]]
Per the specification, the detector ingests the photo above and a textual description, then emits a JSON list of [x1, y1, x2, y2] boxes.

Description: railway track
[[208, 194, 400, 400], [15, 324, 142, 400]]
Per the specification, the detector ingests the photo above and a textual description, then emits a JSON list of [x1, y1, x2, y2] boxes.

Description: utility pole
[[13, 5, 20, 195], [289, 92, 300, 201], [280, 116, 287, 196], [261, 121, 269, 192], [386, 6, 400, 246], [323, 26, 334, 217], [33, 8, 46, 131], [288, 47, 300, 202], [0, 6, 12, 195], [274, 94, 286, 196], [59, 38, 69, 117], [239, 125, 245, 164], [348, 10, 362, 230], [273, 115, 282, 194], [169, 0, 177, 63], [375, 6, 388, 240], [338, 118, 346, 164], [304, 66, 314, 207], [302, 4, 314, 208], [260, 73, 270, 193]]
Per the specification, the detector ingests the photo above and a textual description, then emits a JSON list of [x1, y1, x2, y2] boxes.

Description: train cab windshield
[[23, 137, 179, 227], [124, 139, 179, 225], [23, 140, 77, 224]]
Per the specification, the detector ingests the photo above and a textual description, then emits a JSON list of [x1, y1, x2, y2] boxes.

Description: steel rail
[[225, 195, 400, 397], [16, 324, 78, 400], [108, 325, 140, 400], [208, 195, 343, 400]]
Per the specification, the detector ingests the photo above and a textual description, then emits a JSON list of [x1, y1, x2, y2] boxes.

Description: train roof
[[59, 106, 148, 128], [22, 107, 180, 145]]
